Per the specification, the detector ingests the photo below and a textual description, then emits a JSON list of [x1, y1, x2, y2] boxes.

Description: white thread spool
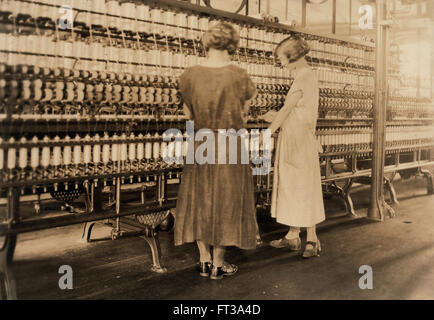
[[325, 134, 330, 147], [93, 134, 101, 164], [83, 43, 91, 70], [17, 35, 28, 66], [160, 141, 168, 162], [139, 49, 147, 67], [121, 1, 136, 19], [149, 49, 160, 66], [137, 134, 145, 161], [63, 136, 72, 166], [7, 137, 16, 170], [129, 133, 136, 162], [162, 10, 172, 37], [109, 46, 119, 69], [102, 133, 110, 164], [31, 136, 40, 169], [21, 0, 33, 16], [168, 137, 176, 161], [187, 15, 198, 40], [121, 1, 135, 32], [174, 52, 183, 69], [144, 134, 152, 160], [0, 34, 7, 64], [92, 0, 106, 26], [175, 132, 183, 161], [53, 136, 62, 167], [153, 133, 160, 160], [73, 41, 84, 66], [182, 133, 189, 158], [75, 0, 89, 25], [9, 0, 22, 17], [199, 16, 209, 31], [120, 133, 128, 162], [318, 133, 323, 148], [29, 1, 40, 18], [84, 0, 92, 26], [137, 4, 150, 33], [18, 137, 28, 169], [106, 0, 119, 27], [41, 136, 50, 168], [175, 12, 187, 38], [73, 135, 82, 165], [111, 134, 119, 162], [126, 48, 136, 63], [48, 0, 60, 24], [63, 41, 74, 69], [7, 35, 17, 66], [83, 135, 91, 165], [250, 130, 260, 156], [331, 133, 337, 146], [150, 8, 162, 34], [161, 51, 170, 67], [90, 42, 102, 69], [0, 137, 4, 170]]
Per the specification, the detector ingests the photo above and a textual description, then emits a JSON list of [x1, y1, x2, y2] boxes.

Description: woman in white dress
[[260, 34, 325, 258]]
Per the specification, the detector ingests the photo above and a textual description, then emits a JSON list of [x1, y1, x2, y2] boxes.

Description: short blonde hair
[[202, 22, 239, 55], [275, 34, 310, 63]]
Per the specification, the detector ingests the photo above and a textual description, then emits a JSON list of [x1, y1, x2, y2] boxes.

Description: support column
[[368, 0, 394, 220]]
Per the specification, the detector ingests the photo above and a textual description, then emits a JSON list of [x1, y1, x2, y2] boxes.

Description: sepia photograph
[[0, 0, 433, 306]]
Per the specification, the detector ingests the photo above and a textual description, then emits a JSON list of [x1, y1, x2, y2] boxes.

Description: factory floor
[[9, 174, 434, 300]]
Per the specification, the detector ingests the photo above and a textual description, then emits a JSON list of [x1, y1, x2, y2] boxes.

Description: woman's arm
[[241, 98, 253, 123], [242, 84, 257, 123], [268, 90, 303, 134], [182, 103, 192, 120], [259, 110, 277, 123]]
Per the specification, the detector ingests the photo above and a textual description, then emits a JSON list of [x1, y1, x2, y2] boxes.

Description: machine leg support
[[384, 200, 396, 219], [421, 169, 434, 195], [331, 180, 357, 217], [143, 228, 167, 273], [80, 222, 96, 243], [0, 235, 17, 300], [344, 192, 357, 218], [384, 177, 399, 205]]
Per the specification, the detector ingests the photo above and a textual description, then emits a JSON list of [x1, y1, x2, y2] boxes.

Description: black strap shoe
[[197, 261, 212, 277], [210, 262, 238, 280], [302, 240, 321, 258]]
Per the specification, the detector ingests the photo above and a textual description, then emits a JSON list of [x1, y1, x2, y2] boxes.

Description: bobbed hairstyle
[[202, 22, 239, 55], [274, 33, 310, 64]]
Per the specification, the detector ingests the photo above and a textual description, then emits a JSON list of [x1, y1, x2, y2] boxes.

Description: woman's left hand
[[260, 110, 277, 123]]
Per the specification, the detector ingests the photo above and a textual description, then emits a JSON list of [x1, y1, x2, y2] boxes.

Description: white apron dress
[[270, 67, 326, 227]]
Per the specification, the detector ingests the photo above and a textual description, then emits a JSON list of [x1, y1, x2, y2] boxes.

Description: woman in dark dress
[[175, 23, 258, 280]]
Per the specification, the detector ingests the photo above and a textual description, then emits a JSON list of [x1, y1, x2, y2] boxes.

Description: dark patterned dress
[[174, 64, 258, 250]]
